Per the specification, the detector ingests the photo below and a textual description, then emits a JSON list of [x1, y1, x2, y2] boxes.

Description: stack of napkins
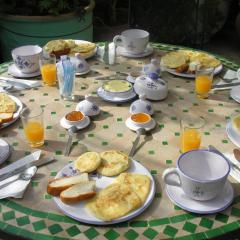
[[214, 69, 240, 90], [97, 42, 116, 65]]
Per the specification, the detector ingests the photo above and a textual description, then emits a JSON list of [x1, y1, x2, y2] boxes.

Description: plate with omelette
[[161, 49, 222, 78], [0, 93, 23, 129], [43, 39, 97, 59], [49, 150, 155, 225]]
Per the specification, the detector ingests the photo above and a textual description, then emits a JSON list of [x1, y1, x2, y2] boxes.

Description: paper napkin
[[214, 69, 240, 90], [0, 166, 37, 199]]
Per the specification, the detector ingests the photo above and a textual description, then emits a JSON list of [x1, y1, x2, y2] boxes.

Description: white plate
[[60, 116, 90, 130], [117, 45, 153, 58], [8, 64, 41, 78], [0, 95, 23, 130], [72, 40, 97, 60], [230, 86, 240, 103], [97, 87, 137, 103], [165, 64, 223, 79], [75, 68, 91, 76], [0, 139, 10, 164], [226, 121, 240, 148], [166, 181, 233, 214], [53, 160, 156, 225], [125, 117, 156, 132]]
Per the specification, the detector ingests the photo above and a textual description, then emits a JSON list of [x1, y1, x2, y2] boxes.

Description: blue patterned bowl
[[11, 45, 42, 73]]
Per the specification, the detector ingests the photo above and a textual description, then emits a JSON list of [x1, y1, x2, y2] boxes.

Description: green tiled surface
[[0, 44, 239, 240]]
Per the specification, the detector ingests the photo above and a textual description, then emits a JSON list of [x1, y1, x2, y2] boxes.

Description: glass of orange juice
[[40, 54, 57, 86], [20, 106, 44, 148], [180, 115, 205, 153], [195, 68, 214, 99]]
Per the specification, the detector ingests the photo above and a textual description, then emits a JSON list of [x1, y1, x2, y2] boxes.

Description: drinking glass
[[180, 115, 205, 153], [20, 106, 44, 148], [40, 54, 57, 86], [195, 68, 214, 99]]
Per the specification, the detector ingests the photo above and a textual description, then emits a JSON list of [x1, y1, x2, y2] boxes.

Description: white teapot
[[134, 73, 168, 100]]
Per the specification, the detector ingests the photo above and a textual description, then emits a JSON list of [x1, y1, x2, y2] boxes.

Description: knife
[[0, 77, 31, 89], [208, 145, 240, 172], [212, 82, 240, 89], [0, 157, 56, 183]]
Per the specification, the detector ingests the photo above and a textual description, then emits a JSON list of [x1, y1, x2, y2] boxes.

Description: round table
[[0, 43, 240, 240]]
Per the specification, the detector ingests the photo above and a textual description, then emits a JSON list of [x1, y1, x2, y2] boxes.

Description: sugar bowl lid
[[130, 94, 154, 115], [76, 95, 100, 117]]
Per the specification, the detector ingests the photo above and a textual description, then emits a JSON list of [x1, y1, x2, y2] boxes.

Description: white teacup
[[11, 45, 42, 73], [162, 150, 230, 201], [113, 29, 149, 55]]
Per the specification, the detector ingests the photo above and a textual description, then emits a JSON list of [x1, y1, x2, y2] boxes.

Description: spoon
[[129, 128, 146, 158], [64, 125, 78, 156], [0, 166, 37, 190], [233, 149, 240, 162]]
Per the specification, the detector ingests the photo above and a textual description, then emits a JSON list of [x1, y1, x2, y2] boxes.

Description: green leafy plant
[[0, 0, 89, 16]]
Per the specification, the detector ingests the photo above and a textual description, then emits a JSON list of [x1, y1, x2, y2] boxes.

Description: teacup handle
[[162, 168, 181, 187], [113, 35, 123, 47]]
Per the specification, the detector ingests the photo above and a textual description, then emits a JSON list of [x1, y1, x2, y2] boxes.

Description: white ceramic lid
[[76, 95, 100, 116], [130, 94, 154, 115]]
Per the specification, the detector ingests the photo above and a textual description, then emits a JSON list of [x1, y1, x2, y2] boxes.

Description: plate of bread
[[44, 39, 97, 59], [47, 150, 155, 225], [161, 49, 222, 78], [0, 93, 23, 129]]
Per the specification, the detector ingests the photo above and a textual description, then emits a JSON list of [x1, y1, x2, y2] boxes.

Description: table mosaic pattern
[[0, 43, 240, 240]]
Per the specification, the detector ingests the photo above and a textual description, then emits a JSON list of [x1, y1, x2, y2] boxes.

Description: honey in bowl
[[65, 111, 84, 122], [131, 113, 151, 125]]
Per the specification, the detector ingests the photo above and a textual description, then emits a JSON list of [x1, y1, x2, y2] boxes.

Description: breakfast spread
[[44, 39, 96, 58], [161, 49, 221, 73], [102, 80, 132, 93]]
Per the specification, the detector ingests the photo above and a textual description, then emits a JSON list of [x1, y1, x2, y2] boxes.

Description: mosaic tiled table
[[0, 43, 240, 240]]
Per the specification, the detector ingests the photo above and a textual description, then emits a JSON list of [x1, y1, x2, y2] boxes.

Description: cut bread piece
[[60, 181, 96, 204], [0, 113, 13, 123], [47, 173, 88, 196]]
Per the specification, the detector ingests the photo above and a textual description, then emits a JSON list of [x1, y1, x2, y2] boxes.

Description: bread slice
[[60, 181, 96, 204], [47, 173, 88, 196], [0, 113, 13, 123]]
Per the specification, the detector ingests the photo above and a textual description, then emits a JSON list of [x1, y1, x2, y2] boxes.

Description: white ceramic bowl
[[11, 45, 42, 73], [64, 111, 87, 126], [130, 113, 152, 128], [102, 80, 134, 98]]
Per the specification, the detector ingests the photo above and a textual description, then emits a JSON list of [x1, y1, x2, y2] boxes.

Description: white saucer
[[8, 64, 41, 78], [166, 181, 233, 214], [97, 87, 137, 103], [226, 121, 240, 148], [75, 68, 91, 76], [117, 45, 154, 58], [127, 75, 136, 83], [0, 139, 10, 164], [125, 117, 156, 132], [230, 86, 240, 103], [60, 116, 90, 130]]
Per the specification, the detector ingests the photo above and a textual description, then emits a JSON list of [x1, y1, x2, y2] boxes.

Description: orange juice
[[24, 121, 44, 147], [195, 75, 212, 98], [181, 129, 201, 153], [41, 64, 56, 86]]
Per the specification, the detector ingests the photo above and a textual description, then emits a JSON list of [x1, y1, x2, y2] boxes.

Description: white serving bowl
[[11, 45, 42, 73], [64, 111, 87, 126], [102, 80, 134, 98], [130, 113, 152, 128]]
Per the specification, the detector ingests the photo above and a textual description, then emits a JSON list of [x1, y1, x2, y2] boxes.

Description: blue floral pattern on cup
[[14, 56, 35, 70]]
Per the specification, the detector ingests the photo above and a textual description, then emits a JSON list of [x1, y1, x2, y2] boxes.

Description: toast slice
[[0, 113, 13, 123], [47, 173, 88, 196], [60, 181, 96, 204]]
